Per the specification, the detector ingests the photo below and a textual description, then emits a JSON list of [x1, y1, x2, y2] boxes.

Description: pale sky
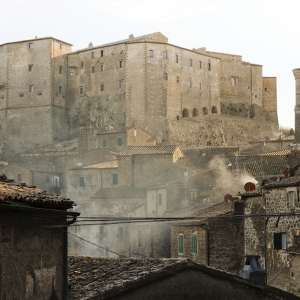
[[1, 0, 300, 129]]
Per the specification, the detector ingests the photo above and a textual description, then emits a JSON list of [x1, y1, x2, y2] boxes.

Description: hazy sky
[[1, 0, 300, 129]]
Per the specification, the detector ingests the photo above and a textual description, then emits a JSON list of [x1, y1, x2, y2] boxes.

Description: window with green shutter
[[79, 176, 84, 187], [178, 235, 184, 254], [102, 139, 107, 148], [192, 235, 197, 254], [117, 138, 123, 146], [113, 174, 118, 185]]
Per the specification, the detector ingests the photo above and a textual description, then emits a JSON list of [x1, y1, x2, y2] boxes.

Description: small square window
[[189, 80, 192, 87], [117, 138, 123, 146], [119, 61, 124, 68], [100, 50, 104, 57], [189, 59, 192, 67], [199, 61, 202, 69], [199, 83, 202, 89], [232, 78, 237, 86], [175, 55, 179, 63], [149, 50, 154, 58], [29, 85, 33, 92], [79, 176, 84, 187], [19, 93, 24, 97], [163, 51, 168, 59], [59, 66, 63, 74], [164, 73, 168, 80], [119, 80, 124, 88], [113, 174, 118, 185], [28, 65, 33, 72], [100, 64, 104, 72], [60, 43, 62, 50], [100, 84, 104, 91], [208, 62, 211, 71], [92, 66, 95, 73], [102, 139, 107, 148], [274, 232, 286, 250], [79, 87, 84, 95], [255, 95, 257, 98], [176, 76, 180, 84], [264, 87, 268, 91], [29, 43, 33, 49]]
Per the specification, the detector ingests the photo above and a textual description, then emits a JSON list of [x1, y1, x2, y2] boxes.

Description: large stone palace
[[0, 32, 278, 158]]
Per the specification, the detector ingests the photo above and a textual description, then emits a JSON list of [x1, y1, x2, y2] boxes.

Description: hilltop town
[[1, 33, 300, 299]]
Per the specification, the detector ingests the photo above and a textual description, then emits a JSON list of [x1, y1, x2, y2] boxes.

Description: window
[[199, 61, 202, 69], [178, 235, 184, 254], [158, 194, 162, 206], [92, 66, 95, 73], [164, 73, 168, 80], [28, 65, 33, 72], [119, 80, 124, 88], [192, 109, 199, 117], [99, 226, 104, 241], [59, 86, 62, 93], [113, 174, 118, 185], [79, 176, 84, 187], [176, 76, 180, 84], [163, 51, 168, 59], [100, 84, 104, 91], [232, 78, 237, 86], [100, 64, 104, 72], [138, 231, 142, 247], [232, 55, 235, 60], [189, 80, 192, 87], [79, 87, 84, 95], [192, 235, 197, 254], [251, 66, 255, 70], [59, 66, 63, 74], [92, 52, 94, 59], [203, 107, 208, 115], [102, 139, 107, 148], [182, 109, 189, 118], [265, 87, 268, 91], [288, 191, 296, 208], [212, 106, 217, 114], [29, 43, 33, 49], [81, 62, 84, 69], [100, 50, 104, 57], [117, 138, 123, 146], [17, 173, 22, 182], [119, 60, 124, 68], [255, 95, 258, 98], [274, 232, 287, 250], [60, 43, 62, 50], [19, 93, 24, 97], [149, 50, 154, 57], [199, 83, 202, 89], [29, 85, 33, 92], [189, 59, 192, 67], [175, 55, 179, 63], [1, 226, 12, 243]]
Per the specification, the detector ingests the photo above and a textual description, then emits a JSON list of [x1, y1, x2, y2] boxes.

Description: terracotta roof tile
[[118, 146, 181, 156], [84, 160, 118, 169], [0, 175, 75, 210], [262, 175, 300, 189]]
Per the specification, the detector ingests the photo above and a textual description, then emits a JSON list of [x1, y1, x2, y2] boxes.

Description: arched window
[[212, 106, 217, 114], [193, 108, 199, 117], [182, 109, 189, 118], [203, 107, 208, 115]]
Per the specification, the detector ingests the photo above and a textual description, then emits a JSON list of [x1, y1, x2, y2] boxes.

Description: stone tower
[[293, 68, 300, 142]]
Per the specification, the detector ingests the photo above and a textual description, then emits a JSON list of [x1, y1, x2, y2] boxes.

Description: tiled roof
[[0, 175, 75, 210], [262, 176, 300, 189], [91, 187, 147, 199], [118, 146, 181, 156], [258, 149, 291, 156], [84, 160, 118, 169], [175, 155, 287, 176], [68, 256, 188, 300]]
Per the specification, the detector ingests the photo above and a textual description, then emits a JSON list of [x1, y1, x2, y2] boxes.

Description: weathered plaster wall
[[262, 77, 278, 125]]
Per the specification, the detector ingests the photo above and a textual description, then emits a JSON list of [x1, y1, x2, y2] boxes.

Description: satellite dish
[[224, 194, 233, 203], [284, 168, 295, 178], [244, 182, 256, 192]]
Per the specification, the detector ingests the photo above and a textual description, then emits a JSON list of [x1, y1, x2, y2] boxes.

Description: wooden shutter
[[192, 235, 197, 254], [178, 235, 184, 254]]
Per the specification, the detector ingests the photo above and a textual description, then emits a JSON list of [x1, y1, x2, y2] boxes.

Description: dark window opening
[[175, 55, 179, 63], [113, 174, 118, 185], [59, 66, 63, 74], [208, 62, 211, 70], [182, 109, 189, 118], [79, 87, 84, 95], [164, 73, 168, 80], [212, 106, 217, 114], [100, 50, 104, 57], [274, 232, 286, 250], [100, 84, 104, 91], [193, 108, 199, 117], [92, 66, 95, 73], [203, 107, 208, 115]]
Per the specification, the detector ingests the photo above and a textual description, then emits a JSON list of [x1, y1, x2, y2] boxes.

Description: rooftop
[[118, 145, 182, 157], [84, 160, 118, 169], [0, 174, 75, 210], [261, 175, 300, 189]]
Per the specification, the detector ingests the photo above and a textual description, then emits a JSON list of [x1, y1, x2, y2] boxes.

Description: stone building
[[0, 175, 79, 300], [0, 33, 279, 159]]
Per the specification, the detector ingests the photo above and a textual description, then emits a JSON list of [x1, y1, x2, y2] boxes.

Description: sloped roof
[[91, 187, 147, 199], [118, 146, 181, 157], [258, 149, 291, 156], [0, 175, 75, 210], [84, 160, 118, 169], [175, 155, 287, 176], [262, 175, 300, 189]]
